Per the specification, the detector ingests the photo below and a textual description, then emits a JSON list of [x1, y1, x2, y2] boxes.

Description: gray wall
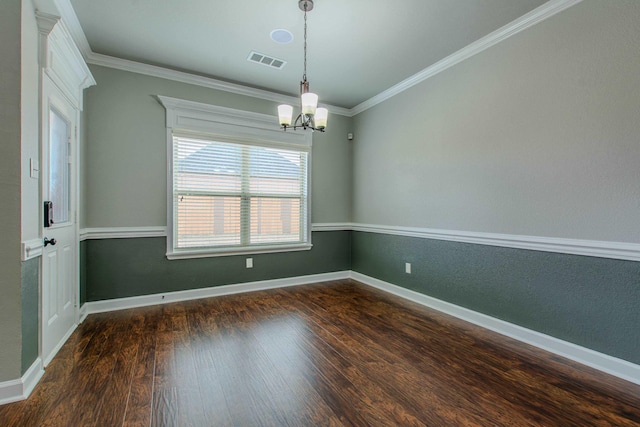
[[0, 0, 23, 382], [350, 0, 640, 365], [21, 0, 40, 243], [352, 0, 640, 243], [20, 0, 41, 378], [82, 65, 352, 229]]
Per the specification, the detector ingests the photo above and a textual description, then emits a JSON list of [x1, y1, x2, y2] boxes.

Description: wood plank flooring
[[1, 279, 639, 426]]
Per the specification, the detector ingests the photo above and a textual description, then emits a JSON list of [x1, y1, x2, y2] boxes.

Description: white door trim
[[36, 12, 94, 366]]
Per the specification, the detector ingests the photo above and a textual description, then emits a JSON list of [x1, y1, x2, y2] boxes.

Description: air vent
[[247, 51, 286, 70]]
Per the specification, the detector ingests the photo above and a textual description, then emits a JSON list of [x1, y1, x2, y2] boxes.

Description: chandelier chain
[[303, 4, 308, 82]]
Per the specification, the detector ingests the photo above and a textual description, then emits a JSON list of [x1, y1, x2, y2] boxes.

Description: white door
[[41, 79, 78, 366]]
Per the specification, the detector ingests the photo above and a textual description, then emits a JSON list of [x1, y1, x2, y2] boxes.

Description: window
[[173, 135, 309, 253], [159, 96, 312, 259], [49, 107, 71, 224]]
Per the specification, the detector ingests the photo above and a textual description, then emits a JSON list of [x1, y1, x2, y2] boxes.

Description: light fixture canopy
[[279, 0, 328, 132], [298, 0, 314, 12]]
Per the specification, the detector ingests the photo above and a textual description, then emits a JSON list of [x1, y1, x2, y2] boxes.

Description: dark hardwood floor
[[1, 279, 639, 426]]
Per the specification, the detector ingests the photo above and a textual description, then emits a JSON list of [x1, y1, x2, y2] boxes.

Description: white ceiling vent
[[247, 51, 286, 70]]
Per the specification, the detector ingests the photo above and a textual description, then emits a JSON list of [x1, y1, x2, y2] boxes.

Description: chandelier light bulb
[[278, 104, 293, 126], [314, 107, 328, 129], [301, 92, 318, 115]]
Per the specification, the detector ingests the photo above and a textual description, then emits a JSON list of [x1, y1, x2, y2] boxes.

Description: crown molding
[[52, 0, 92, 58], [350, 0, 584, 115], [36, 10, 96, 109], [53, 3, 354, 114], [54, 0, 582, 118], [85, 52, 353, 117]]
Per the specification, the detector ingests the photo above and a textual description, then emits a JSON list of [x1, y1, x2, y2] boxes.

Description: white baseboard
[[350, 271, 640, 386], [43, 323, 79, 367], [83, 271, 350, 314], [78, 304, 88, 324], [0, 358, 44, 405], [21, 358, 44, 399]]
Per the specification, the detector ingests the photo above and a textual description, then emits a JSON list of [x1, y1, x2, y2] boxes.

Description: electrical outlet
[[246, 258, 253, 268], [405, 262, 411, 274]]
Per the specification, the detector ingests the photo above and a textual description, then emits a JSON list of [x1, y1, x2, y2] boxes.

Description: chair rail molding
[[79, 223, 640, 262], [351, 223, 640, 262], [80, 226, 168, 241], [22, 238, 44, 261]]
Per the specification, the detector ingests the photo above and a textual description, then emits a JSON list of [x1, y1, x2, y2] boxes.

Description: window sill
[[166, 243, 313, 260]]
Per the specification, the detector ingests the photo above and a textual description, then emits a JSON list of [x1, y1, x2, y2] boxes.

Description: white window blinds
[[172, 135, 309, 254]]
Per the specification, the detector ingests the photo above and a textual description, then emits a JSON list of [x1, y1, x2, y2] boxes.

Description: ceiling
[[69, 0, 549, 109]]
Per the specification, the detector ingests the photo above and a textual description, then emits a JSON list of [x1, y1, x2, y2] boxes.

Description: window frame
[[158, 96, 312, 260]]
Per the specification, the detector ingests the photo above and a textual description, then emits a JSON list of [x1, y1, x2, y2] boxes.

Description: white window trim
[[158, 95, 313, 259]]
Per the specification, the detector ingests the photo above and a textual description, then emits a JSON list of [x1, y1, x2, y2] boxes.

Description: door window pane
[[49, 108, 70, 224]]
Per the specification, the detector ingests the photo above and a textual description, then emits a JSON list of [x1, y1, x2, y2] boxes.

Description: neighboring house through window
[[159, 96, 312, 259]]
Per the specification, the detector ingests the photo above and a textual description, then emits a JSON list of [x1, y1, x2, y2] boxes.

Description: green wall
[[352, 232, 640, 365], [84, 231, 350, 301], [21, 258, 39, 374], [80, 240, 87, 305]]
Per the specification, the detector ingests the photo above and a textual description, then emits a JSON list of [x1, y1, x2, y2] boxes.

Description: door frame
[[36, 12, 95, 366]]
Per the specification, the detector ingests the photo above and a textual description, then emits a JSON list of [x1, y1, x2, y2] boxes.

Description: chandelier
[[278, 0, 328, 132]]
